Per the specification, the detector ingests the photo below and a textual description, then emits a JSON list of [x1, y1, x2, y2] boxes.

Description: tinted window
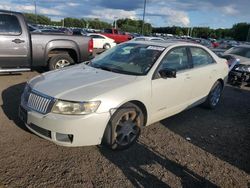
[[104, 29, 112, 33], [0, 14, 21, 35], [90, 35, 105, 39], [159, 47, 189, 71], [190, 47, 214, 67]]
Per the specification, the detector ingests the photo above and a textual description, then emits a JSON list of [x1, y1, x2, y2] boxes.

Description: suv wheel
[[48, 54, 74, 70]]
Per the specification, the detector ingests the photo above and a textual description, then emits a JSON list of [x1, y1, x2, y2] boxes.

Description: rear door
[[187, 47, 219, 102], [0, 13, 30, 68]]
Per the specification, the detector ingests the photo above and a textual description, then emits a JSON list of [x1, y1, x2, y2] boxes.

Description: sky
[[1, 0, 250, 28]]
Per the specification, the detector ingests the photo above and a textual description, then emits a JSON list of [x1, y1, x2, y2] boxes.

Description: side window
[[113, 30, 118, 34], [0, 14, 22, 35], [190, 47, 214, 67], [159, 47, 189, 71], [90, 35, 102, 38]]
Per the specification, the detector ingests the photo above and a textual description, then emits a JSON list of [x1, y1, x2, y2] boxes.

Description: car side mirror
[[159, 68, 177, 79]]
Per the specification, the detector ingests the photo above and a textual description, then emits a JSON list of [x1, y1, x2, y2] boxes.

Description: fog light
[[56, 133, 74, 143]]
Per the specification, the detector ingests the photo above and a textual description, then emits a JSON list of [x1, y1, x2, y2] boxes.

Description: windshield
[[226, 47, 250, 58], [89, 43, 165, 75]]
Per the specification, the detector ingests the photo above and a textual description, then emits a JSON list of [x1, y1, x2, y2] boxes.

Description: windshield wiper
[[98, 66, 114, 72]]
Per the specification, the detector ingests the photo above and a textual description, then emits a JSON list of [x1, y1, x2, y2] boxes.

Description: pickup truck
[[101, 28, 132, 44], [0, 10, 93, 72]]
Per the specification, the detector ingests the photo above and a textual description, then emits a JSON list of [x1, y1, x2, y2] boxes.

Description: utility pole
[[114, 17, 118, 29], [141, 0, 146, 35], [247, 26, 250, 42], [34, 0, 37, 24]]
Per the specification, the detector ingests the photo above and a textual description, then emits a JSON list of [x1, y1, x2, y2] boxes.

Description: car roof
[[134, 36, 164, 40], [234, 45, 250, 48], [88, 33, 106, 37], [127, 40, 204, 48], [0, 9, 22, 15]]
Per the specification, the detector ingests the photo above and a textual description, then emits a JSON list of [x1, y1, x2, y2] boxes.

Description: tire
[[203, 81, 223, 109], [103, 103, 144, 150], [103, 43, 111, 50], [48, 54, 74, 70]]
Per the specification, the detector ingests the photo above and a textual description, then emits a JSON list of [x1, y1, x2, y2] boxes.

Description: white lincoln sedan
[[19, 41, 228, 150]]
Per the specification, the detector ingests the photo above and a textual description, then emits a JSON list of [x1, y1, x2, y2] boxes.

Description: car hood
[[29, 64, 137, 101], [225, 53, 250, 64]]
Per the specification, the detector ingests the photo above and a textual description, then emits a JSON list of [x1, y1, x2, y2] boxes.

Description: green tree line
[[23, 13, 152, 34], [153, 23, 250, 41], [24, 13, 250, 41]]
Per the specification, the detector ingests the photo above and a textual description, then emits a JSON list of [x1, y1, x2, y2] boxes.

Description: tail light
[[88, 39, 93, 53]]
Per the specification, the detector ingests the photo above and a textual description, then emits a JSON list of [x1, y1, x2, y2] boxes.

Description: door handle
[[185, 74, 191, 79], [12, 39, 25, 44]]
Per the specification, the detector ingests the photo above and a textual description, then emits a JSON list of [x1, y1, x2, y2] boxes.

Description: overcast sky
[[1, 0, 250, 28]]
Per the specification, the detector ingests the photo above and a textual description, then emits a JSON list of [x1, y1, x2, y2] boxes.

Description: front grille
[[27, 91, 54, 114], [29, 123, 51, 138]]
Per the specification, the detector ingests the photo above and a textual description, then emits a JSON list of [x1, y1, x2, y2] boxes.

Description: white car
[[19, 41, 228, 150], [132, 36, 165, 41], [87, 33, 116, 49]]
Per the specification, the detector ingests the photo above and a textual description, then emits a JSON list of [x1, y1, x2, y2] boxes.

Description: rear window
[[103, 29, 112, 34], [0, 14, 22, 35], [226, 47, 250, 58]]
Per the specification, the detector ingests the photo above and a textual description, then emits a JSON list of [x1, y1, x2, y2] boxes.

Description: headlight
[[52, 100, 101, 115], [21, 83, 32, 105], [234, 64, 250, 72]]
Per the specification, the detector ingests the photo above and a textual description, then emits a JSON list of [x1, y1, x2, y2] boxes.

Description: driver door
[[151, 47, 193, 122]]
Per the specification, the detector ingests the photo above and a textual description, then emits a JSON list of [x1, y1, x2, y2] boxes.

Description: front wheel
[[203, 81, 223, 109], [103, 103, 144, 150]]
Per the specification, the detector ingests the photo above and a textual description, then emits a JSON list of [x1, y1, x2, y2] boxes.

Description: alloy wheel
[[114, 111, 140, 146], [54, 59, 70, 69]]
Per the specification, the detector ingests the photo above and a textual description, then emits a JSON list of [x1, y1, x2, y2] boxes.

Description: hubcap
[[105, 44, 110, 49], [54, 59, 70, 69], [115, 111, 140, 146], [210, 85, 221, 106]]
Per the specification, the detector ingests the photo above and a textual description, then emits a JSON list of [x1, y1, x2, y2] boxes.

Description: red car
[[101, 28, 132, 44]]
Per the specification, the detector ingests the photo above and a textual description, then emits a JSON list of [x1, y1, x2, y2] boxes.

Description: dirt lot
[[0, 71, 249, 188]]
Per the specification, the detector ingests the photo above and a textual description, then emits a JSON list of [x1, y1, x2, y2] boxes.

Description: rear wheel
[[48, 54, 74, 70], [103, 103, 144, 150], [203, 81, 223, 109], [103, 43, 111, 50]]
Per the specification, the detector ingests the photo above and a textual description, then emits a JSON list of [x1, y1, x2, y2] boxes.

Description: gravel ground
[[0, 71, 249, 188]]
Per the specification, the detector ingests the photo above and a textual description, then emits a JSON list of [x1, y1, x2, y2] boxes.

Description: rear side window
[[90, 35, 105, 39], [190, 47, 214, 67], [0, 14, 22, 35]]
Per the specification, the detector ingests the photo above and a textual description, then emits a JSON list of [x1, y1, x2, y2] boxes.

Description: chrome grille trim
[[26, 91, 54, 114]]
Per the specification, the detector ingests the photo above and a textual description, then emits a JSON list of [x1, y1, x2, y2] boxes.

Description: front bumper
[[228, 70, 250, 85], [19, 105, 110, 147]]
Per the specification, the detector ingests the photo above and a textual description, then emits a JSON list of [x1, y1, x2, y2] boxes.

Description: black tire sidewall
[[204, 81, 223, 109], [48, 54, 74, 70]]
